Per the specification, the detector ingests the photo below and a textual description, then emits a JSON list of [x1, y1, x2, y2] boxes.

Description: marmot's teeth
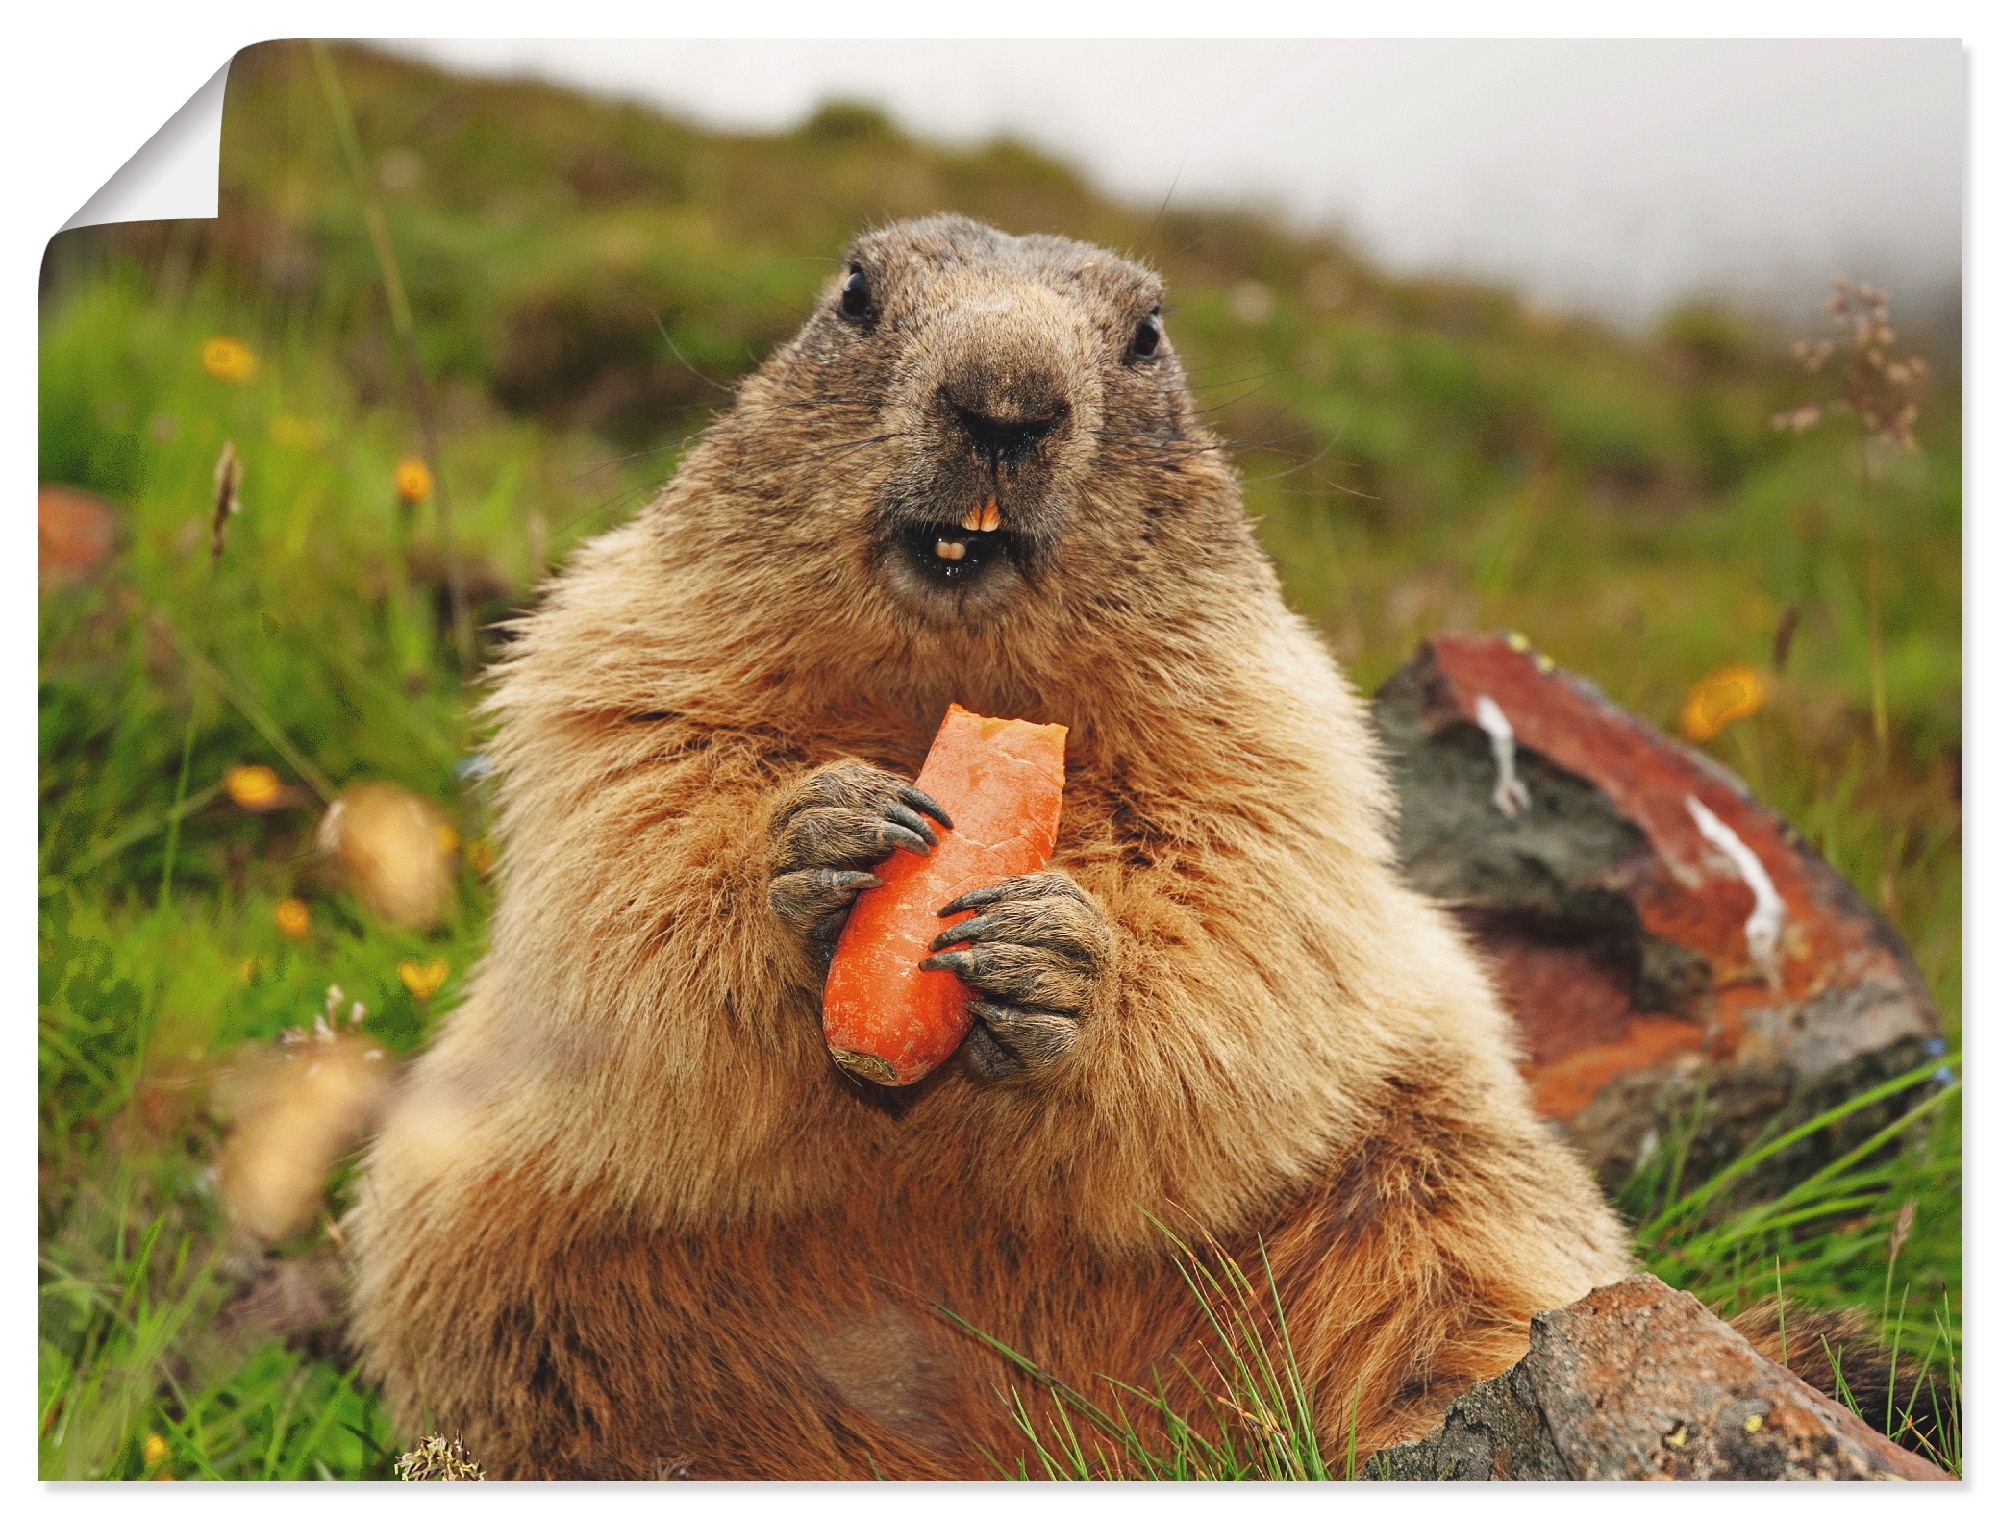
[[961, 499, 1002, 533], [935, 538, 967, 561]]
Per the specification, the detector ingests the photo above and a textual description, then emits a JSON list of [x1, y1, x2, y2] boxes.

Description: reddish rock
[[38, 483, 118, 591], [1368, 1275, 1950, 1481], [1373, 633, 1941, 1189]]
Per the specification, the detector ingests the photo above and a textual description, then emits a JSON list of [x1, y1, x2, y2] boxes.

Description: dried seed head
[[210, 440, 243, 566], [1772, 603, 1802, 674], [1787, 279, 1929, 453], [396, 1433, 484, 1481], [1888, 1199, 1917, 1264]]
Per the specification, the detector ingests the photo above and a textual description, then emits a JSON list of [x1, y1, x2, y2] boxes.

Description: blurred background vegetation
[[38, 40, 1960, 1479]]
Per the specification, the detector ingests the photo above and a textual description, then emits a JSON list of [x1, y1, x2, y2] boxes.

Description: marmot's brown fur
[[347, 214, 1635, 1479]]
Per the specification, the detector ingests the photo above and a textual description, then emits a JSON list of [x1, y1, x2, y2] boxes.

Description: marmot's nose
[[948, 399, 1067, 465]]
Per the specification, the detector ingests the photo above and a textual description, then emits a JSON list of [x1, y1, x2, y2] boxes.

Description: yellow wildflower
[[273, 899, 312, 941], [143, 1433, 167, 1465], [398, 959, 450, 1001], [225, 764, 283, 808], [466, 839, 496, 874], [395, 457, 434, 503], [201, 336, 259, 384], [1680, 664, 1766, 743]]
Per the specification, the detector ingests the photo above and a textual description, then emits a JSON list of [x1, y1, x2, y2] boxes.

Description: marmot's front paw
[[922, 872, 1111, 1082], [768, 759, 952, 966]]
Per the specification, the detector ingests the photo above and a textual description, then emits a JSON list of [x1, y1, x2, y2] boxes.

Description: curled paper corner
[[60, 57, 232, 232]]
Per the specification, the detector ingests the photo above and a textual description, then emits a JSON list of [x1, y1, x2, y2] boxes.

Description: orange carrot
[[822, 705, 1067, 1085]]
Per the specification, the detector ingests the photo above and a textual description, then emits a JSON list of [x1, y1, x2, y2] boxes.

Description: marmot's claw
[[883, 801, 941, 850], [961, 1003, 1083, 1082], [926, 870, 1111, 1080], [921, 944, 1093, 1013], [937, 873, 1082, 919], [875, 821, 934, 858], [960, 1023, 1026, 1081], [896, 784, 953, 832], [770, 868, 882, 954], [774, 810, 931, 875], [930, 916, 989, 953], [927, 906, 1094, 961], [938, 883, 1010, 917], [768, 758, 952, 962]]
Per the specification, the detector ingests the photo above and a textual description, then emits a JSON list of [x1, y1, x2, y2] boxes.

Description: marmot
[[347, 214, 1640, 1479]]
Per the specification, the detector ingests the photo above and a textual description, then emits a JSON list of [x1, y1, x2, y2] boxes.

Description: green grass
[[38, 40, 1958, 1480], [949, 1224, 1369, 1481], [1624, 1061, 1962, 1470]]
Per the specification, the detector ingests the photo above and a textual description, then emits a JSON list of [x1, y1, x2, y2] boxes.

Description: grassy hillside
[[38, 40, 1959, 1478]]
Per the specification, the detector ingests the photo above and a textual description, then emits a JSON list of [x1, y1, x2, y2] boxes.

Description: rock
[[1367, 1275, 1949, 1481], [1372, 633, 1941, 1192], [39, 483, 118, 591]]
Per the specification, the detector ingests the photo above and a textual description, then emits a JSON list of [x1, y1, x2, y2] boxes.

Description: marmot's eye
[[839, 266, 871, 321], [1132, 312, 1163, 359]]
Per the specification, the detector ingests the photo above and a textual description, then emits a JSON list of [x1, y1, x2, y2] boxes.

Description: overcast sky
[[388, 38, 1964, 329]]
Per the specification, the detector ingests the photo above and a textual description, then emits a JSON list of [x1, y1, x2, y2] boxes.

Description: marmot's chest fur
[[347, 214, 1630, 1479]]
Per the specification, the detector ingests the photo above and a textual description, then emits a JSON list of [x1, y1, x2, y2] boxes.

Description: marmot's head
[[710, 215, 1228, 629]]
